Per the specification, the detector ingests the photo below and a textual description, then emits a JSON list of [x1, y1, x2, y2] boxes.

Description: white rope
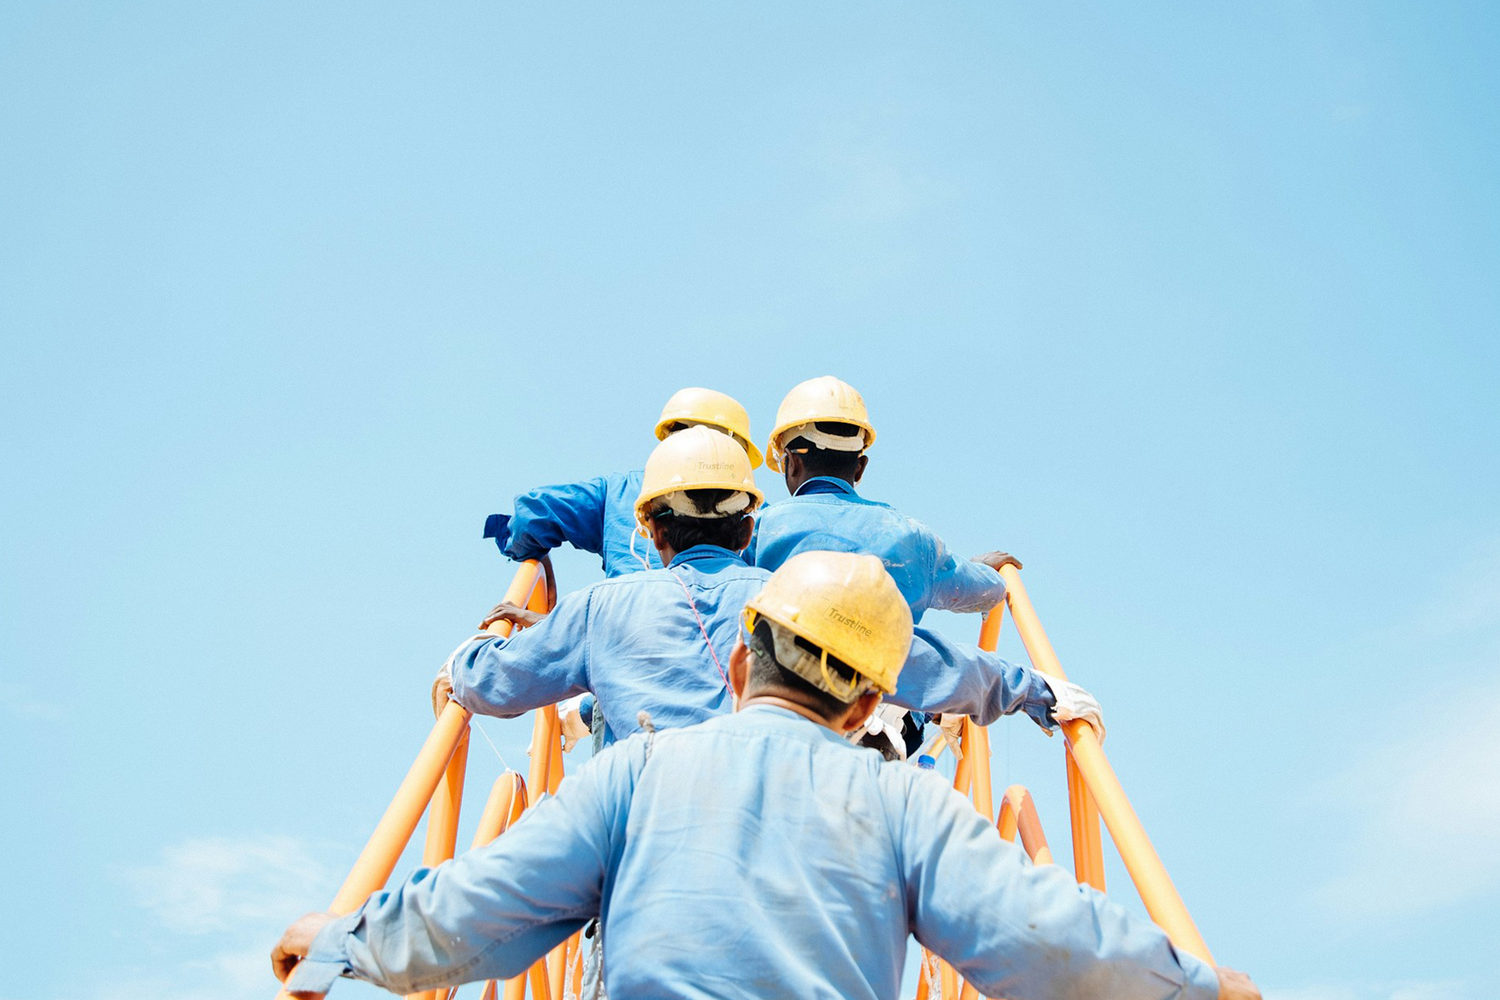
[[471, 717, 512, 773]]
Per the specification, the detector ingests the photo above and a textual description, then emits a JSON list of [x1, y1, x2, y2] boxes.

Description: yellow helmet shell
[[765, 376, 876, 472], [743, 550, 912, 695], [655, 387, 763, 469], [634, 425, 764, 530]]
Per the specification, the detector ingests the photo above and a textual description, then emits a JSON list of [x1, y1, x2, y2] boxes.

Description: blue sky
[[2, 3, 1497, 999]]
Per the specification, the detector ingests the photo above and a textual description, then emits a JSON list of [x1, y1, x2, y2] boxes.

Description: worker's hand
[[479, 601, 545, 632], [1215, 967, 1261, 1000], [972, 551, 1022, 573], [432, 669, 454, 720], [937, 714, 966, 759], [558, 694, 591, 752], [271, 910, 336, 983], [1042, 676, 1105, 742]]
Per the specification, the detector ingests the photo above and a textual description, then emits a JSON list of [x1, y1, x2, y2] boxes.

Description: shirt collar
[[793, 476, 858, 498], [668, 544, 745, 567]]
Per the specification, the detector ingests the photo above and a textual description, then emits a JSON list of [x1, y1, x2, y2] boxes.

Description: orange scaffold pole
[[998, 565, 1215, 964], [996, 785, 1054, 866], [274, 560, 545, 1000]]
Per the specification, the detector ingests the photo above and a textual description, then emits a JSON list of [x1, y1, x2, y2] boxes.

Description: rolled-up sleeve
[[888, 628, 1056, 728], [900, 774, 1219, 1000], [498, 477, 611, 562], [923, 529, 1007, 615]]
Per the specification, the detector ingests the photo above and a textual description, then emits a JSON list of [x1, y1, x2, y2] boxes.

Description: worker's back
[[598, 706, 1213, 1000], [603, 705, 917, 1000], [449, 545, 767, 743], [747, 477, 1004, 621]]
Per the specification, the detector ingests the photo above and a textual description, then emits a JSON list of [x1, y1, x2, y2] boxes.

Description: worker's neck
[[737, 692, 849, 732], [791, 473, 855, 495]]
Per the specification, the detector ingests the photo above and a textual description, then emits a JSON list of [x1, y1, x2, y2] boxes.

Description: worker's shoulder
[[873, 756, 961, 806], [606, 468, 645, 490], [763, 492, 897, 515]]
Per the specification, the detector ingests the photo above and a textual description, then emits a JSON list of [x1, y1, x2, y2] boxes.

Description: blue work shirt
[[290, 706, 1219, 1000], [447, 545, 1057, 746], [485, 469, 660, 578], [746, 477, 1006, 622]]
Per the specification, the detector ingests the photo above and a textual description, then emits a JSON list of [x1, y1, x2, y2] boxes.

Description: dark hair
[[647, 489, 751, 552], [745, 618, 859, 719], [784, 421, 864, 482]]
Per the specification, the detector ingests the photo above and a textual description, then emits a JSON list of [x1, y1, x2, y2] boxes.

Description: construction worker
[[483, 387, 762, 578], [750, 375, 1015, 620], [274, 551, 1259, 1000], [752, 376, 1019, 757], [435, 427, 1099, 746]]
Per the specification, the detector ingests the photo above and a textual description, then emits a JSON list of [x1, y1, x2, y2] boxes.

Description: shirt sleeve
[[287, 742, 645, 996], [898, 773, 1220, 1000], [448, 588, 593, 718], [887, 627, 1056, 728], [499, 477, 612, 561], [921, 525, 1007, 614]]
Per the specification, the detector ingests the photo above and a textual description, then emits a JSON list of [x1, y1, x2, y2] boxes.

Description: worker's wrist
[[285, 910, 363, 993], [1179, 951, 1222, 1000], [1023, 672, 1059, 731]]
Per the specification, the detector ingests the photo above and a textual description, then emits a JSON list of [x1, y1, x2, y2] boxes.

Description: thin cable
[[471, 717, 513, 773], [666, 566, 731, 690]]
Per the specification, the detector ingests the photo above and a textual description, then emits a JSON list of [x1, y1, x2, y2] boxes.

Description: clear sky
[[2, 3, 1497, 999]]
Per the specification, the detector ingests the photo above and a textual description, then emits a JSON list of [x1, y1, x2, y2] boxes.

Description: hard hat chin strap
[[745, 612, 872, 702]]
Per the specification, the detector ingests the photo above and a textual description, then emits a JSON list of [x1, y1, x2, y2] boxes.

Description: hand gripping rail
[[273, 560, 563, 1000]]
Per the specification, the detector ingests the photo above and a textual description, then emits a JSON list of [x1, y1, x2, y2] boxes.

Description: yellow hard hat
[[655, 387, 763, 469], [764, 376, 876, 472], [742, 550, 913, 697], [634, 425, 764, 531]]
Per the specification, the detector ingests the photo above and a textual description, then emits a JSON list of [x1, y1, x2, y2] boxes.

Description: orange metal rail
[[996, 784, 1053, 866], [999, 565, 1214, 964], [274, 561, 546, 1000]]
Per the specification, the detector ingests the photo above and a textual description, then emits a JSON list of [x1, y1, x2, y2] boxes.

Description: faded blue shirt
[[485, 468, 661, 578], [746, 477, 1006, 622], [447, 545, 1056, 746], [290, 707, 1219, 1000]]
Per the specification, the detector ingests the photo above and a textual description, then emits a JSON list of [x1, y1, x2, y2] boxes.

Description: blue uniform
[[485, 469, 660, 578], [448, 545, 1056, 746], [290, 706, 1219, 1000], [746, 477, 1006, 622]]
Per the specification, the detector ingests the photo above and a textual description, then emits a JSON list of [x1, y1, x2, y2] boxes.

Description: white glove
[[557, 695, 592, 753], [1041, 676, 1104, 742], [937, 713, 966, 759]]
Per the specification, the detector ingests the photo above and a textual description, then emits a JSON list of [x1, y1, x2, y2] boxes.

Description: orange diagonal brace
[[996, 785, 1054, 866], [274, 561, 543, 1000], [466, 773, 528, 1000], [999, 565, 1214, 964]]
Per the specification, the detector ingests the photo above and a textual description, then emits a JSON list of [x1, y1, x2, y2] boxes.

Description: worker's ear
[[784, 451, 803, 486], [853, 453, 869, 485], [728, 639, 751, 706], [733, 515, 754, 552], [649, 517, 671, 553], [841, 691, 884, 733]]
